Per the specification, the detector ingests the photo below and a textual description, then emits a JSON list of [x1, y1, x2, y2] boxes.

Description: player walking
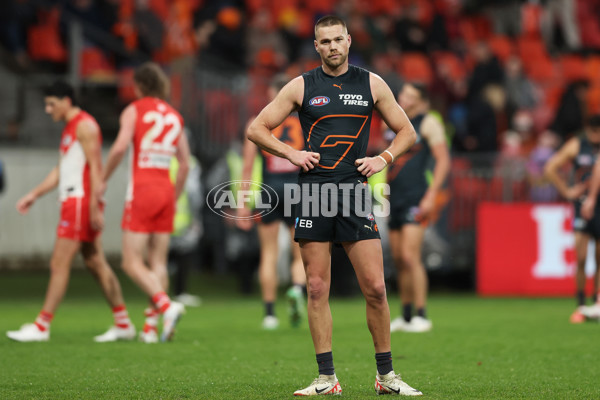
[[103, 62, 190, 342], [7, 81, 135, 342]]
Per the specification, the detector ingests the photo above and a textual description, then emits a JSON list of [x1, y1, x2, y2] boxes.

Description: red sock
[[35, 311, 53, 332], [112, 305, 132, 329], [151, 292, 171, 314]]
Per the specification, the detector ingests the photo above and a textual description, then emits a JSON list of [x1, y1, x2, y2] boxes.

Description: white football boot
[[7, 323, 49, 342], [94, 324, 136, 342], [293, 374, 342, 396], [160, 301, 185, 342], [581, 304, 600, 320], [139, 328, 159, 344], [262, 315, 279, 330], [403, 316, 433, 333], [390, 317, 409, 332], [375, 371, 422, 396]]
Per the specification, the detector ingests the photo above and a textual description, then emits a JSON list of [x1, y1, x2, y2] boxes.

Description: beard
[[323, 52, 347, 69]]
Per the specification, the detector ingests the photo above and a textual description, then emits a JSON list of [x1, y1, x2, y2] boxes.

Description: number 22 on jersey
[[138, 110, 181, 169]]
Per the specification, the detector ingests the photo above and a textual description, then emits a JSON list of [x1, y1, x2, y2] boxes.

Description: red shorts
[[121, 186, 175, 233], [57, 197, 101, 243]]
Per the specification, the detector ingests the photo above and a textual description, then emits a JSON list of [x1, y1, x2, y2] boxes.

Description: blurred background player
[[387, 83, 451, 333], [103, 62, 191, 343], [237, 74, 306, 330], [7, 81, 135, 343], [169, 147, 203, 307], [545, 114, 600, 323]]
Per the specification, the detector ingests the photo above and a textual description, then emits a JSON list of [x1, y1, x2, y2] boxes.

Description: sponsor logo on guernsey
[[309, 96, 330, 106], [339, 94, 369, 106]]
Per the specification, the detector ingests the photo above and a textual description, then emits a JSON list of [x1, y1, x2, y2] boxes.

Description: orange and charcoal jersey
[[260, 113, 303, 192], [298, 64, 374, 185], [122, 97, 184, 233]]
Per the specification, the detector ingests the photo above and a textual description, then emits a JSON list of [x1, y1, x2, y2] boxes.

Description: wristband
[[384, 150, 394, 163], [377, 155, 388, 166]]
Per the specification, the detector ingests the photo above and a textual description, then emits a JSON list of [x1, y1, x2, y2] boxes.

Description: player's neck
[[64, 107, 81, 122], [321, 63, 349, 77]]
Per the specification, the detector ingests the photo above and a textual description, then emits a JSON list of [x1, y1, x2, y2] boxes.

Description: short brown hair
[[314, 15, 347, 38], [134, 62, 170, 99]]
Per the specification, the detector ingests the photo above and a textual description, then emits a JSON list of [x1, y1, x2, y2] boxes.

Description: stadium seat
[[432, 51, 467, 80], [27, 8, 67, 63], [79, 47, 116, 80], [517, 38, 556, 82], [558, 55, 586, 83], [587, 84, 600, 114], [396, 53, 434, 86], [459, 16, 493, 45], [520, 3, 543, 38], [488, 35, 515, 64], [585, 56, 600, 84]]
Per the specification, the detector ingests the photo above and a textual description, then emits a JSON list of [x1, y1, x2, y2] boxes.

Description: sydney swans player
[[103, 63, 190, 343], [7, 81, 134, 343]]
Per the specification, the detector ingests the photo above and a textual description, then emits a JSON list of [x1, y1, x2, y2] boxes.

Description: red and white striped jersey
[[58, 111, 101, 201]]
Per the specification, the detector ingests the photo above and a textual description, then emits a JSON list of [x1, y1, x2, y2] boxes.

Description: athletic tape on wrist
[[384, 150, 394, 163]]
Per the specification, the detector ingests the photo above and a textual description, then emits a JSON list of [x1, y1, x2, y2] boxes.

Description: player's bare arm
[[16, 166, 60, 215], [173, 132, 191, 201], [237, 117, 259, 231], [544, 137, 586, 200], [77, 118, 104, 231], [418, 114, 451, 217], [355, 73, 417, 178], [582, 157, 600, 219], [247, 77, 320, 172], [104, 104, 136, 182]]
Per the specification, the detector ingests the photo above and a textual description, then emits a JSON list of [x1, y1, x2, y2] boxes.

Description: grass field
[[1, 270, 599, 400]]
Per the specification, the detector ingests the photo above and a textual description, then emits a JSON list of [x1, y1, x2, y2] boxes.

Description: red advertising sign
[[477, 202, 595, 296]]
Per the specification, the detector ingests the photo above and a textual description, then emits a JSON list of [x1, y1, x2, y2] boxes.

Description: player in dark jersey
[[237, 74, 307, 330], [386, 83, 450, 333], [545, 114, 600, 323], [247, 15, 422, 397]]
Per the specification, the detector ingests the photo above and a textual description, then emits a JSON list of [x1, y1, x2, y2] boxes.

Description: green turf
[[1, 270, 599, 399]]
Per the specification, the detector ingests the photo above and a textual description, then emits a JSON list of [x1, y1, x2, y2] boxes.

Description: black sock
[[417, 307, 426, 319], [375, 352, 394, 376], [402, 303, 413, 323], [265, 302, 275, 317], [316, 351, 335, 376], [576, 291, 585, 307]]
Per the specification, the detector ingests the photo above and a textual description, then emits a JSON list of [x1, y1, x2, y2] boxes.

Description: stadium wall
[[0, 148, 128, 269]]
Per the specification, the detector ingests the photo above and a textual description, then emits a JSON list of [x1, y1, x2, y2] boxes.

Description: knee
[[49, 257, 67, 275], [364, 281, 387, 305], [84, 255, 103, 274], [399, 253, 419, 271], [306, 276, 329, 302]]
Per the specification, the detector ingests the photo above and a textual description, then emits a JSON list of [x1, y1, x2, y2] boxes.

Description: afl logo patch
[[309, 96, 330, 106]]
